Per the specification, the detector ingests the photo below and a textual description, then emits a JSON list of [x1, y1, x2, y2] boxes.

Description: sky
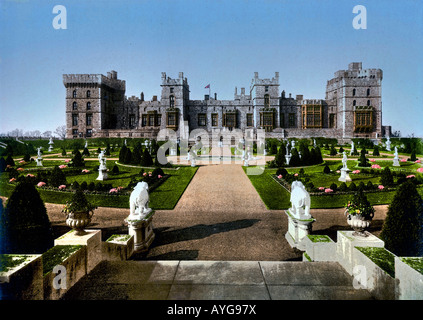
[[0, 0, 422, 137]]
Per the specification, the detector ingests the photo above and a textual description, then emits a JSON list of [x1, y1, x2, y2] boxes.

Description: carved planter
[[347, 213, 371, 237], [65, 211, 94, 235]]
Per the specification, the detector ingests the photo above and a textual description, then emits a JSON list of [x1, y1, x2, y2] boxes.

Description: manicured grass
[[243, 167, 291, 210]]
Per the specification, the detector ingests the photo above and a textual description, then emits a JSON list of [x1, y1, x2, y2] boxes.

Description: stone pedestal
[[336, 230, 384, 276], [338, 168, 352, 182], [103, 235, 134, 261], [393, 158, 400, 167], [54, 229, 102, 273], [125, 212, 155, 253], [284, 210, 316, 250], [36, 157, 43, 166], [96, 168, 108, 180]]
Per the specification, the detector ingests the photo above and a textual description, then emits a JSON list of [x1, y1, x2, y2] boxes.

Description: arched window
[[87, 90, 91, 98], [73, 90, 77, 98], [367, 100, 371, 106], [353, 100, 356, 106], [352, 89, 356, 96], [367, 88, 370, 97], [87, 102, 91, 110], [72, 101, 78, 110]]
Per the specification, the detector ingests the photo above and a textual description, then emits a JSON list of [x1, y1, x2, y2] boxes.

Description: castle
[[64, 62, 391, 142]]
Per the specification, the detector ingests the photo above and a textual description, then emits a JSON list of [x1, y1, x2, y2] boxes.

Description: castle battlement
[[63, 71, 125, 90]]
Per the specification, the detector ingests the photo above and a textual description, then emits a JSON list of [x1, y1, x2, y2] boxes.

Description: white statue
[[37, 147, 42, 158], [342, 151, 348, 169], [98, 150, 106, 169], [129, 181, 152, 220], [394, 146, 398, 158], [84, 140, 88, 148], [350, 141, 355, 155], [291, 140, 295, 148], [289, 181, 311, 219], [313, 139, 317, 148], [386, 136, 391, 151]]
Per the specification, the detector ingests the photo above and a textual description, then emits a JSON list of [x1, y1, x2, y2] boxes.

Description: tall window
[[129, 114, 136, 127], [247, 113, 253, 127], [301, 105, 322, 128], [367, 88, 370, 97], [265, 86, 269, 92], [72, 90, 77, 98], [72, 129, 78, 136], [224, 113, 236, 128], [264, 94, 270, 107], [329, 114, 335, 128], [352, 88, 356, 96], [156, 114, 161, 126], [211, 114, 218, 127], [72, 114, 78, 126], [87, 90, 91, 98], [280, 113, 285, 128], [72, 101, 78, 110], [142, 114, 147, 127], [353, 100, 356, 106], [167, 113, 177, 126], [86, 129, 92, 137], [367, 100, 371, 106], [148, 114, 155, 126], [87, 102, 91, 110], [169, 95, 175, 108], [86, 114, 92, 126], [198, 113, 206, 126], [288, 113, 296, 127]]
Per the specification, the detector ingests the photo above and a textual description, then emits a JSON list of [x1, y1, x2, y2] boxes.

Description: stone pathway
[[62, 260, 373, 300]]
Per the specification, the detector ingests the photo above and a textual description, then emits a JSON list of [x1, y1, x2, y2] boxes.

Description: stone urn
[[346, 213, 371, 237], [65, 211, 94, 235]]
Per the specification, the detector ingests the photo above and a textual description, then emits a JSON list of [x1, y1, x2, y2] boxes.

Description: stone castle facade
[[64, 62, 390, 142]]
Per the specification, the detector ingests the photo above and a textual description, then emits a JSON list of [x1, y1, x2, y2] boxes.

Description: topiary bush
[[49, 166, 67, 187], [380, 181, 423, 256], [0, 181, 53, 254], [323, 165, 331, 174], [372, 146, 380, 156], [276, 168, 288, 177], [380, 167, 394, 187]]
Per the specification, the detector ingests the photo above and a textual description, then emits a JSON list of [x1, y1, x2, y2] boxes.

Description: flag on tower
[[204, 84, 210, 89]]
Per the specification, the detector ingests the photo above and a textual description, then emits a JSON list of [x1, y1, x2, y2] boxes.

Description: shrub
[[358, 148, 370, 167], [330, 145, 337, 156], [289, 148, 301, 167], [270, 142, 278, 155], [274, 146, 285, 167], [358, 181, 366, 191], [348, 182, 357, 192], [82, 147, 90, 157], [339, 146, 344, 153], [112, 165, 120, 175], [0, 181, 53, 253], [372, 146, 380, 156], [61, 147, 67, 156], [330, 183, 338, 192], [339, 182, 348, 192], [71, 150, 85, 167], [140, 148, 153, 167], [71, 181, 80, 190], [152, 167, 164, 177], [23, 153, 31, 162], [0, 157, 6, 173], [276, 168, 288, 177], [323, 165, 331, 174], [380, 167, 394, 187], [49, 166, 67, 187], [87, 182, 95, 192], [408, 150, 417, 162], [119, 145, 128, 163], [80, 181, 88, 191], [124, 148, 132, 164], [380, 181, 423, 256], [366, 181, 374, 190], [5, 154, 15, 167]]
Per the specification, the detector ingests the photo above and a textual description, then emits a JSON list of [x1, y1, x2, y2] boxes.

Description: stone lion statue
[[128, 181, 152, 220], [289, 181, 311, 219]]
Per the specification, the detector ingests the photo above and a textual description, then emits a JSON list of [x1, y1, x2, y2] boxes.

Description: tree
[[140, 148, 153, 167], [49, 166, 67, 187], [330, 145, 337, 156], [42, 131, 52, 138], [54, 125, 67, 139], [409, 149, 417, 162], [289, 148, 301, 167], [0, 181, 53, 253], [119, 145, 128, 163], [358, 148, 370, 167], [373, 145, 380, 156], [82, 147, 90, 157], [71, 150, 85, 167], [380, 181, 423, 256], [274, 145, 285, 167], [323, 165, 331, 174]]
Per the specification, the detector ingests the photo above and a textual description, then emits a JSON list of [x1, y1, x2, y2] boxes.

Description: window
[[148, 114, 155, 126], [156, 114, 161, 126], [86, 114, 92, 126], [247, 113, 253, 127], [167, 113, 177, 127], [224, 113, 236, 128], [288, 113, 296, 127], [264, 94, 270, 107], [280, 113, 285, 128], [301, 105, 322, 128], [142, 114, 147, 127], [329, 114, 335, 128], [169, 95, 175, 108], [367, 88, 370, 97], [211, 114, 218, 127], [72, 90, 77, 98], [86, 129, 92, 137], [367, 100, 371, 106], [198, 113, 206, 126], [72, 114, 78, 126], [72, 129, 78, 136], [265, 86, 269, 92], [72, 102, 78, 110], [352, 88, 356, 96], [170, 88, 174, 93], [87, 102, 91, 110], [353, 100, 356, 106], [87, 90, 91, 98], [129, 114, 136, 127], [260, 112, 274, 132]]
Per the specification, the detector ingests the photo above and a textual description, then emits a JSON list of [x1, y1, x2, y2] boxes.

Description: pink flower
[[371, 164, 381, 169], [82, 169, 90, 173], [158, 175, 162, 179], [37, 182, 46, 187], [58, 185, 66, 190], [415, 160, 421, 163], [117, 186, 124, 191], [19, 160, 25, 164], [406, 175, 416, 179], [318, 187, 325, 191], [277, 174, 282, 179], [143, 172, 147, 176], [417, 168, 423, 173], [17, 167, 24, 172], [294, 173, 298, 177], [325, 188, 333, 193], [109, 188, 118, 193], [26, 174, 35, 178], [149, 174, 152, 177], [370, 159, 376, 162], [378, 185, 384, 190], [59, 165, 67, 169], [64, 159, 71, 163], [9, 178, 16, 183], [336, 170, 340, 173], [352, 170, 360, 174], [400, 159, 407, 162]]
